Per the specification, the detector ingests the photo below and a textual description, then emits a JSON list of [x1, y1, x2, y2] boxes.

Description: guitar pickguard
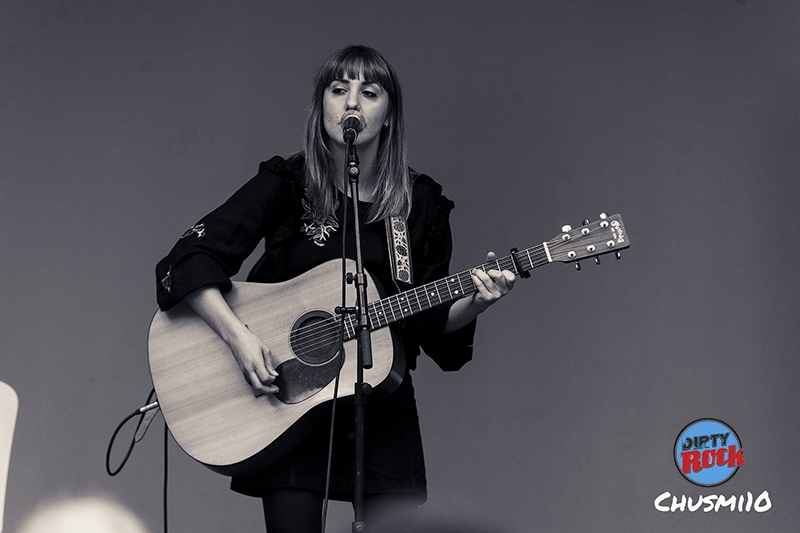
[[274, 352, 345, 404]]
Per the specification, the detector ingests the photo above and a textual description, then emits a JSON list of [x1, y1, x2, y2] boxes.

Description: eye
[[361, 90, 378, 98], [331, 87, 347, 95]]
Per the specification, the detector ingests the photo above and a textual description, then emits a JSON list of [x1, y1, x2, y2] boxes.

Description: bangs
[[318, 47, 398, 95]]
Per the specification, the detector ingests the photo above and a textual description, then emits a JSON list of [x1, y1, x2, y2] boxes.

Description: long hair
[[303, 45, 412, 223]]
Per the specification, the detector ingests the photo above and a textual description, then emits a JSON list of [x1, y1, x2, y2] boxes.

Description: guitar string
[[267, 230, 596, 357], [258, 224, 611, 357], [272, 253, 523, 355], [256, 268, 480, 357], [263, 255, 526, 356], [281, 243, 561, 356]]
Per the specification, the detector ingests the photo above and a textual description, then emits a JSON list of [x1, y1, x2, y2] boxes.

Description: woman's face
[[322, 75, 390, 149]]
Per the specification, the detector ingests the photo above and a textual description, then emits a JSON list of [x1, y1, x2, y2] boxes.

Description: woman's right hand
[[185, 285, 280, 396], [226, 326, 280, 396]]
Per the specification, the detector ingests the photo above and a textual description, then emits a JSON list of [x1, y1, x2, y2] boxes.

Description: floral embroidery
[[301, 197, 339, 246], [181, 223, 206, 238], [161, 267, 172, 293]]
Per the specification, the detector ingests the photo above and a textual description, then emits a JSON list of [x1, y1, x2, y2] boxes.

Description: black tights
[[261, 489, 418, 533]]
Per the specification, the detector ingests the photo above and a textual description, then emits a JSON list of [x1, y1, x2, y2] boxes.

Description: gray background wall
[[2, 1, 798, 532]]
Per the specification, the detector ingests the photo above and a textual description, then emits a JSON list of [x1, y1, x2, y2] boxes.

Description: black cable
[[105, 409, 140, 476], [106, 389, 158, 476]]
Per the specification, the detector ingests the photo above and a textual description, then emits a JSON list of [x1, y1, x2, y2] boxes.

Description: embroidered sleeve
[[155, 157, 298, 311]]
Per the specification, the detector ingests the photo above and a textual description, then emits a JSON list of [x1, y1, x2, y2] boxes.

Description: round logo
[[674, 418, 744, 487]]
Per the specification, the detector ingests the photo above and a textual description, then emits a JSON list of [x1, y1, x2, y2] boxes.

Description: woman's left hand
[[471, 251, 517, 311]]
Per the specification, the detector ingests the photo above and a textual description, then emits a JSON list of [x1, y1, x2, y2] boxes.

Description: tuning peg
[[599, 213, 608, 220], [616, 252, 621, 260], [582, 219, 589, 226], [595, 257, 601, 265], [561, 224, 572, 233], [575, 262, 581, 271]]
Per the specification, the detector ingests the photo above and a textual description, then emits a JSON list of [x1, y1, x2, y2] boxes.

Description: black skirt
[[230, 373, 427, 503]]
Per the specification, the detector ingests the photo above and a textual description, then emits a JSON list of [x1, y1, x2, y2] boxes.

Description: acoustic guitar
[[148, 213, 629, 476]]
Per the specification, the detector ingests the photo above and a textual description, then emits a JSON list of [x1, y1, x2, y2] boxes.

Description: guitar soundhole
[[275, 310, 343, 405], [290, 311, 340, 365]]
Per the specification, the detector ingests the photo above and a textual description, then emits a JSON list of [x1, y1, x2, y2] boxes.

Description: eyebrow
[[330, 78, 382, 89]]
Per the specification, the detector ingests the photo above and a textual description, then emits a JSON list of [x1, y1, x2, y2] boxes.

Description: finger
[[472, 272, 501, 307], [261, 347, 279, 377], [251, 365, 280, 393], [245, 370, 279, 396], [242, 357, 279, 395], [484, 252, 503, 277], [471, 269, 493, 294], [252, 382, 280, 397], [479, 269, 505, 293], [253, 359, 278, 386], [486, 267, 517, 290]]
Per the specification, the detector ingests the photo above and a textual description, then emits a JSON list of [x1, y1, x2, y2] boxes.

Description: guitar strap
[[386, 216, 412, 285]]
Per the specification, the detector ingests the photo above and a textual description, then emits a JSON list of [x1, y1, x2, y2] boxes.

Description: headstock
[[546, 213, 630, 269]]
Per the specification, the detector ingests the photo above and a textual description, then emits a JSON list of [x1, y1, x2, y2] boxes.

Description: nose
[[346, 89, 360, 111]]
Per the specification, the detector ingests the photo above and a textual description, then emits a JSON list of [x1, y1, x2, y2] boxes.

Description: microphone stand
[[341, 128, 373, 533]]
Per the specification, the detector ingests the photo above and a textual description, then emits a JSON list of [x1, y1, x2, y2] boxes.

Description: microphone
[[341, 112, 365, 142]]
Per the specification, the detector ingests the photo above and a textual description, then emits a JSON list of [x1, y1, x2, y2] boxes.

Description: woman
[[155, 45, 515, 533]]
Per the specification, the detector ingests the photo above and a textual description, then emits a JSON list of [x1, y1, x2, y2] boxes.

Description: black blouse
[[155, 155, 477, 501]]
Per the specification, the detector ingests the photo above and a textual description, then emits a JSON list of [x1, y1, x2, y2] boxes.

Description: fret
[[411, 287, 424, 313], [406, 289, 418, 313], [467, 272, 476, 294], [390, 295, 404, 319], [376, 299, 391, 326], [385, 297, 398, 323], [432, 282, 442, 306], [406, 291, 422, 314], [525, 247, 534, 271], [464, 271, 477, 294], [366, 305, 381, 329], [440, 278, 454, 301], [396, 294, 411, 317], [446, 275, 462, 299], [498, 256, 512, 275], [343, 315, 355, 341], [379, 302, 391, 328], [456, 272, 467, 297]]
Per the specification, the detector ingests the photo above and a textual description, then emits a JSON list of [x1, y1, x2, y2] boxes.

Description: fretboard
[[339, 240, 554, 339]]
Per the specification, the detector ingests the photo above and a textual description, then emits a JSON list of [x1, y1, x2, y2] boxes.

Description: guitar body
[[147, 259, 403, 476]]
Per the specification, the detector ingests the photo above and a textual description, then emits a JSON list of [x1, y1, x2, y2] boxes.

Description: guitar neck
[[339, 212, 629, 339], [339, 242, 549, 339]]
